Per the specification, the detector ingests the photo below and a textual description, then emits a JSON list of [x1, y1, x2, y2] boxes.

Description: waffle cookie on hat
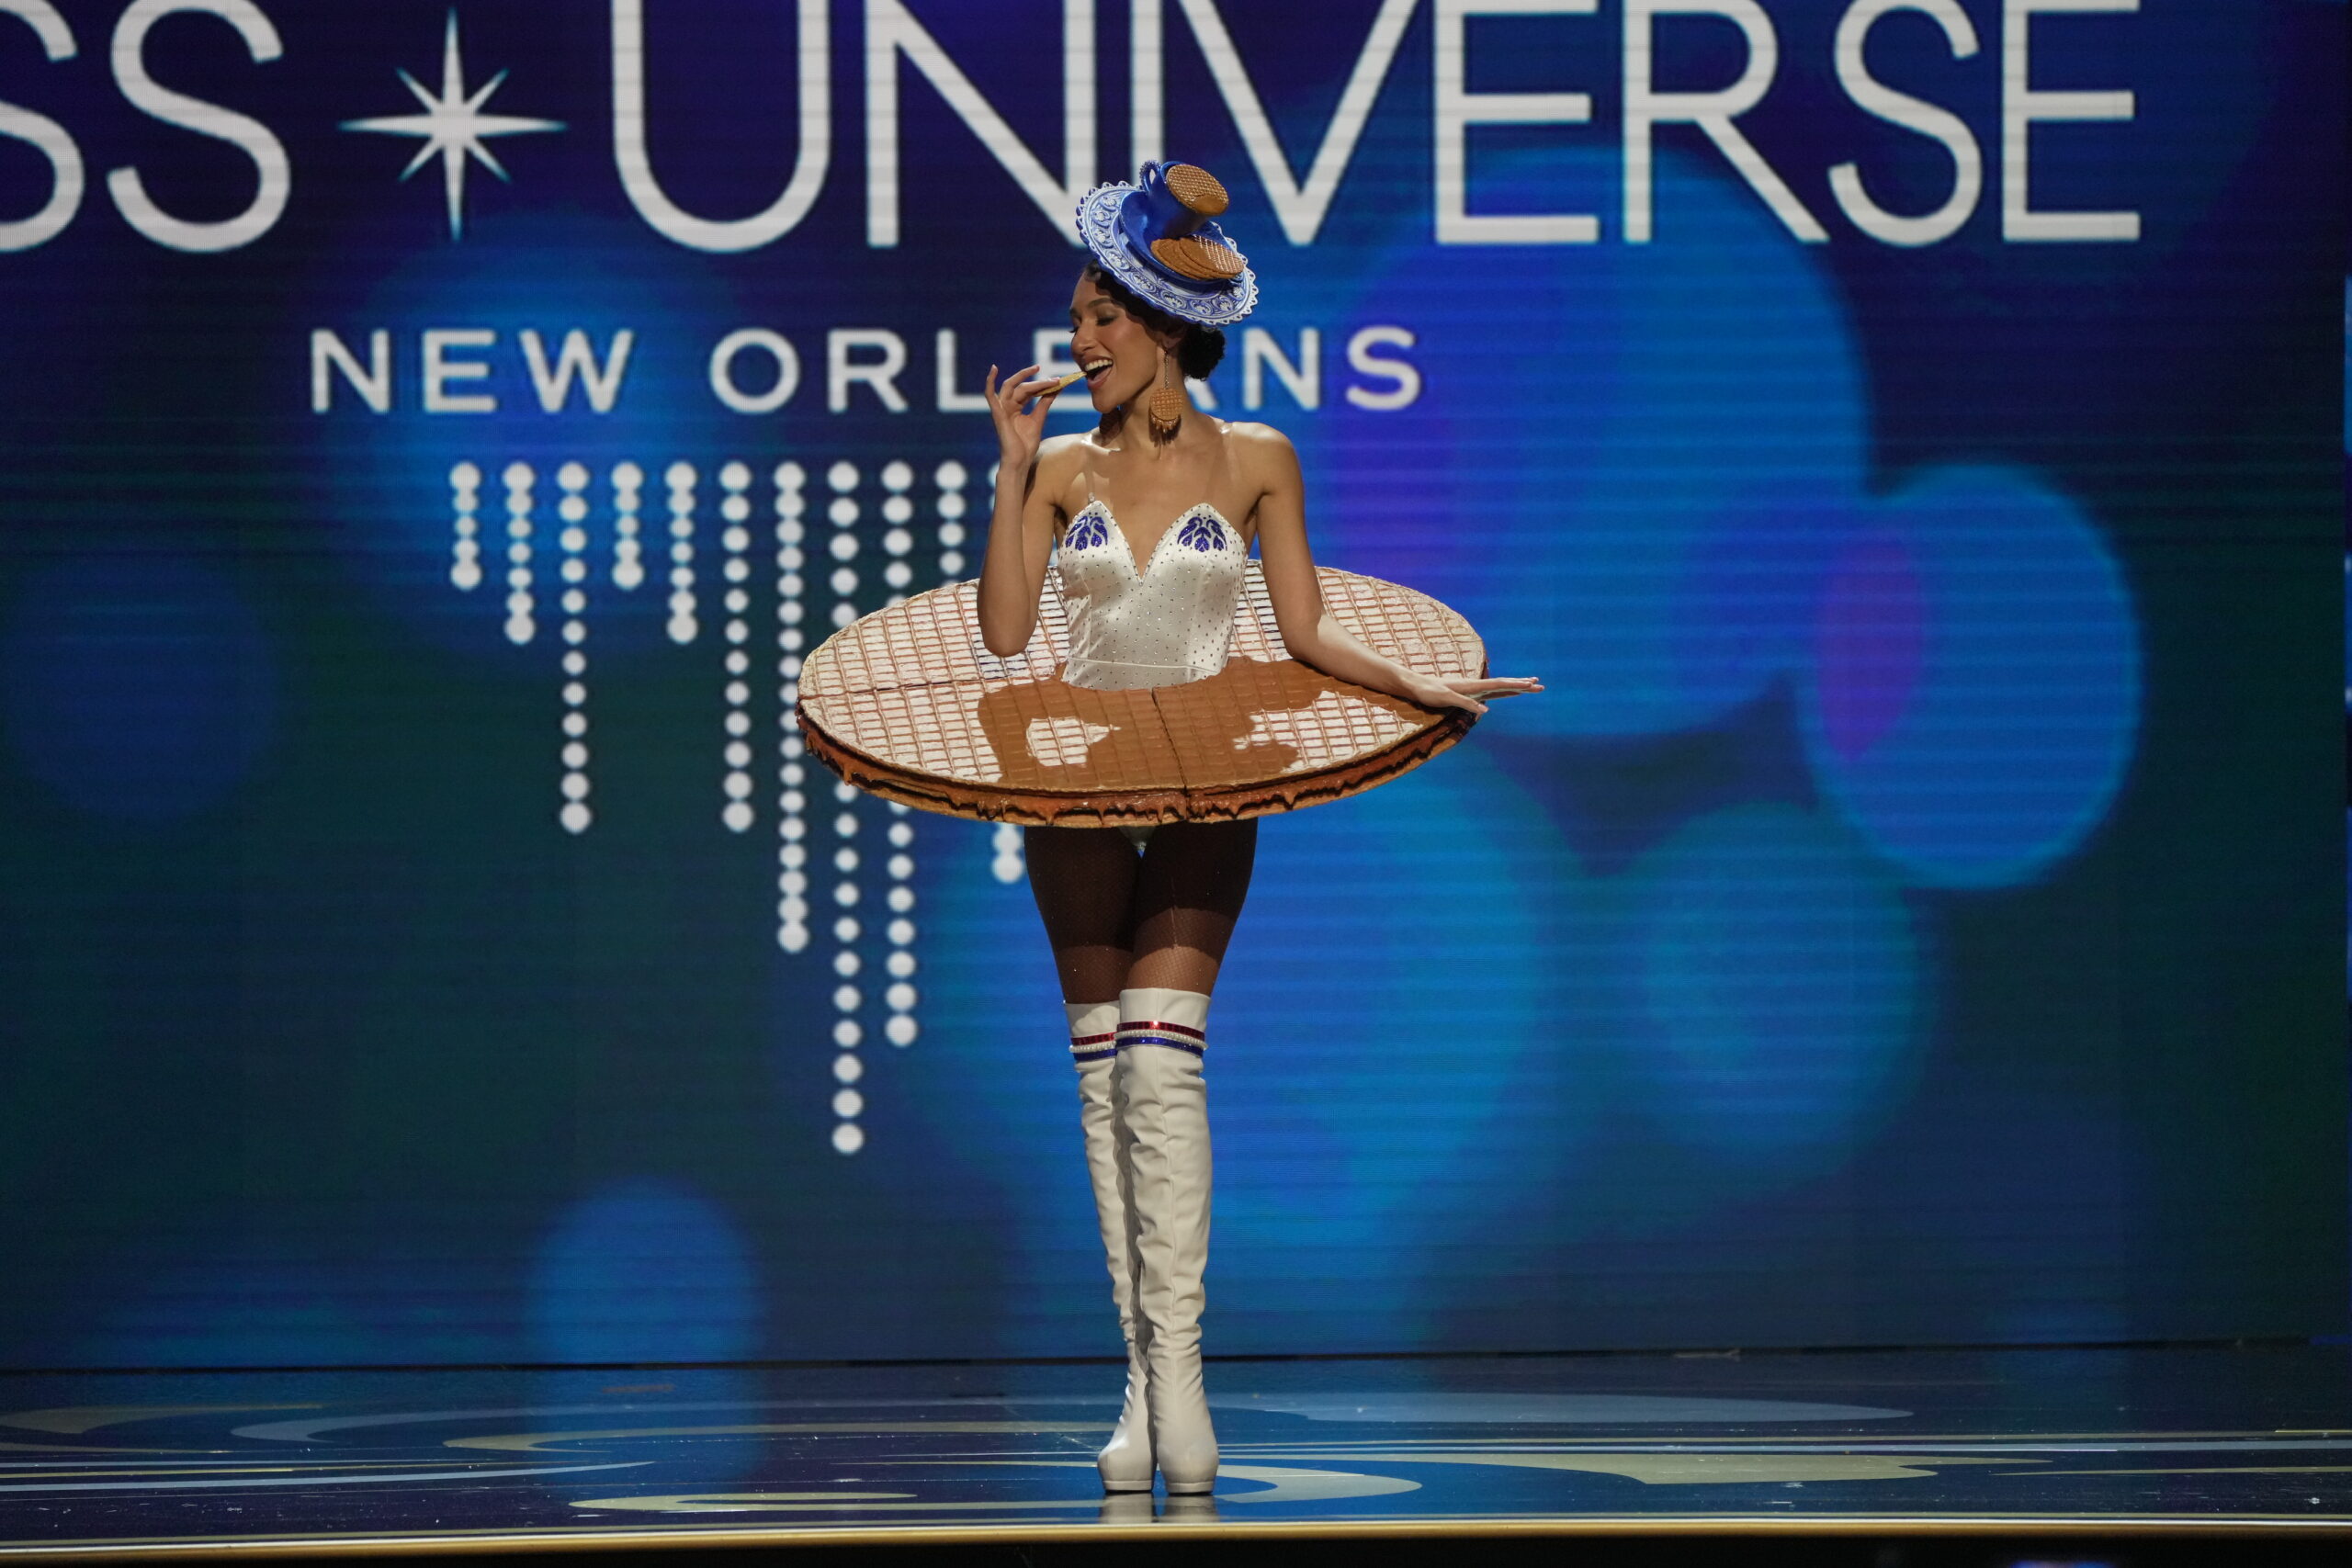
[[1151, 234, 1246, 281], [1076, 162, 1259, 329]]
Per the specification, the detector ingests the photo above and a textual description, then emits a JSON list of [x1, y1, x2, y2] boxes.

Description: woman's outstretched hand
[[985, 362, 1065, 473], [1407, 674, 1544, 717]]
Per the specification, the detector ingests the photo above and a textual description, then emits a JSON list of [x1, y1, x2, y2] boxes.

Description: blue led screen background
[[0, 0, 2340, 1367]]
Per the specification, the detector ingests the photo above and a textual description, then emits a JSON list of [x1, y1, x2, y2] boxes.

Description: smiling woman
[[797, 160, 1542, 1502]]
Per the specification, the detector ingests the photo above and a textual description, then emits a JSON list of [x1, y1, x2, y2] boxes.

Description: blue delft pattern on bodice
[[1055, 502, 1247, 691], [1175, 511, 1227, 553]]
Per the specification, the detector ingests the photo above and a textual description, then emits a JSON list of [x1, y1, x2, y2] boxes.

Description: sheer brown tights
[[1024, 820, 1258, 1004]]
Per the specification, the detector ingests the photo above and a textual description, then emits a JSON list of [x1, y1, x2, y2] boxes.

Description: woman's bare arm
[[1247, 426, 1541, 716], [978, 365, 1075, 658]]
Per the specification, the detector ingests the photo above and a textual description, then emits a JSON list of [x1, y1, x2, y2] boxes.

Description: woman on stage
[[976, 163, 1540, 1495]]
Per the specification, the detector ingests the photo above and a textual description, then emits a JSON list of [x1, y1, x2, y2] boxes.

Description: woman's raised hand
[[985, 363, 1064, 472]]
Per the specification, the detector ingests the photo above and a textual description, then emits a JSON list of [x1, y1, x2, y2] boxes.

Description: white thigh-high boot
[[1069, 1001, 1152, 1493], [1114, 987, 1216, 1494]]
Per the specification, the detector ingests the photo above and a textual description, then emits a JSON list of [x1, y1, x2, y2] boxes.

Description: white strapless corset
[[1056, 501, 1247, 691]]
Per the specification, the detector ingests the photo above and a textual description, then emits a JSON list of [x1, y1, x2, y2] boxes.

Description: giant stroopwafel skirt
[[797, 564, 1487, 827]]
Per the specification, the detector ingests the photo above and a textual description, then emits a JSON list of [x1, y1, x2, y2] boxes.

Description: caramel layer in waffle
[[799, 565, 1487, 826]]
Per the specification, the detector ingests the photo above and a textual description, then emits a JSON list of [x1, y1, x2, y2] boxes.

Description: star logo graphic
[[344, 10, 564, 240]]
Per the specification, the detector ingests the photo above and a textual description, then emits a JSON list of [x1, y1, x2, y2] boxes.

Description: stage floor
[[0, 1344, 2345, 1558]]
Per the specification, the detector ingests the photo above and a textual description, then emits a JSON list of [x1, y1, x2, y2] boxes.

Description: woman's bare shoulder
[[1218, 419, 1294, 452], [1036, 432, 1094, 470], [1218, 421, 1300, 482], [1031, 434, 1093, 503]]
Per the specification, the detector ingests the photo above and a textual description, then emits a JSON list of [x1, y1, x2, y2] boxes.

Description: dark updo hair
[[1081, 262, 1227, 379]]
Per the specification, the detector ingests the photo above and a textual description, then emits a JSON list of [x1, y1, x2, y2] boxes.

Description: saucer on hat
[[1076, 162, 1259, 328]]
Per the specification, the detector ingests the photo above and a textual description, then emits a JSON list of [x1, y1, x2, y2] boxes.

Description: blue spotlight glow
[[527, 1179, 761, 1363], [1311, 149, 1866, 739], [1801, 466, 2142, 889], [1629, 804, 1922, 1163]]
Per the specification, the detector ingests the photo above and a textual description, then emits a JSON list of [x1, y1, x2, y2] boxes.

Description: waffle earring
[[1147, 385, 1185, 440], [1148, 367, 1185, 441]]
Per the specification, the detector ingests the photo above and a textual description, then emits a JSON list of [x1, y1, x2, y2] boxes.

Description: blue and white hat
[[1075, 162, 1259, 329]]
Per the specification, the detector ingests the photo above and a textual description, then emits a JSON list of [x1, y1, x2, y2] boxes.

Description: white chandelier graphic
[[446, 454, 1006, 1157]]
